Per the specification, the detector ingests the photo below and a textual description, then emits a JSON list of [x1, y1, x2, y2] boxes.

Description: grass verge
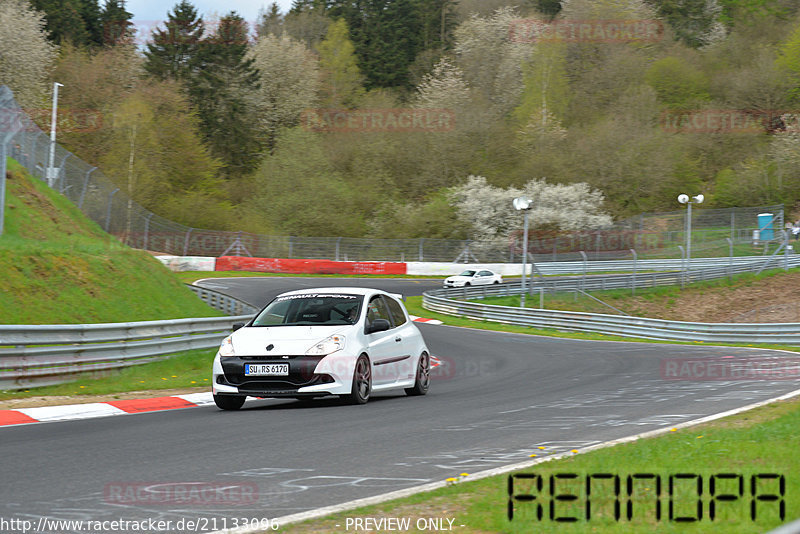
[[469, 268, 800, 320], [281, 396, 800, 533], [0, 348, 216, 401], [0, 159, 222, 324]]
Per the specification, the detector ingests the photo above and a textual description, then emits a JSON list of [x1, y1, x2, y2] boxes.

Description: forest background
[[4, 0, 800, 241]]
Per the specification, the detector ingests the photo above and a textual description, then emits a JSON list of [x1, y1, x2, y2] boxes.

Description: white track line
[[210, 385, 800, 533]]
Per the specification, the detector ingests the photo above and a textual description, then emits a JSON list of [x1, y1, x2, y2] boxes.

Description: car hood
[[230, 325, 351, 356], [445, 275, 472, 281]]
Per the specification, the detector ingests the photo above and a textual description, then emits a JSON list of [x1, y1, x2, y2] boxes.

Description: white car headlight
[[306, 334, 345, 356], [219, 335, 235, 357]]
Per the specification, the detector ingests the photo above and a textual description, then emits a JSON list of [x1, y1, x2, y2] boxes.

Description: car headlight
[[306, 334, 345, 356], [219, 335, 235, 357]]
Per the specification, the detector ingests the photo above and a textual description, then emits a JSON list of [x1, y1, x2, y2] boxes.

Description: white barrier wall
[[154, 256, 216, 272], [406, 262, 523, 276]]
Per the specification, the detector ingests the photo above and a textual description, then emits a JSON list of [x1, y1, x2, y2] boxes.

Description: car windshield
[[251, 294, 363, 327], [459, 270, 476, 276]]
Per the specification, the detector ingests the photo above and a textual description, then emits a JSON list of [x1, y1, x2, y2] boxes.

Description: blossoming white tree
[[450, 175, 613, 242], [0, 0, 57, 108]]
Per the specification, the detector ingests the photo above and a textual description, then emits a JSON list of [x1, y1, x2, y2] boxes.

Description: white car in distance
[[212, 287, 431, 409], [443, 269, 503, 288]]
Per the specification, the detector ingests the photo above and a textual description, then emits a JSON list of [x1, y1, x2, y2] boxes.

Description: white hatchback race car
[[212, 287, 431, 409], [443, 269, 503, 288]]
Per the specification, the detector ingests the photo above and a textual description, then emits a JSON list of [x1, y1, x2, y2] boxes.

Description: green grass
[[282, 397, 800, 533], [0, 348, 216, 400], [0, 159, 222, 324]]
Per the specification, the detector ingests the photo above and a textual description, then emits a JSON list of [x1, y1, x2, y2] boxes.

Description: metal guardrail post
[[78, 166, 96, 209], [580, 251, 588, 292], [183, 228, 193, 256], [630, 249, 637, 296], [104, 188, 119, 232], [57, 152, 70, 192]]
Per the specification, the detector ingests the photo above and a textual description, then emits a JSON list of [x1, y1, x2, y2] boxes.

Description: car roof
[[276, 287, 385, 298]]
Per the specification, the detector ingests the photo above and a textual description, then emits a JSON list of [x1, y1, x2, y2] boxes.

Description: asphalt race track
[[193, 276, 445, 308], [1, 277, 798, 533]]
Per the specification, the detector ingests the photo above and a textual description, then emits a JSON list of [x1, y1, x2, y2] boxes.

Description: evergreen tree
[[256, 2, 283, 38], [189, 12, 261, 178], [99, 0, 134, 46], [529, 0, 562, 19], [144, 1, 205, 80], [329, 0, 423, 89], [29, 0, 93, 45], [414, 0, 457, 51]]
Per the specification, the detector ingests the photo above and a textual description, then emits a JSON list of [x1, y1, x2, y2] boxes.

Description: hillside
[[0, 159, 221, 324]]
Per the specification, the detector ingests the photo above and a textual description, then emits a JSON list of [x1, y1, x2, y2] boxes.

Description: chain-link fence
[[0, 86, 787, 263]]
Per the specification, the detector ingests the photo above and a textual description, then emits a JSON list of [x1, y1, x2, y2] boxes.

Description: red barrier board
[[216, 256, 407, 275]]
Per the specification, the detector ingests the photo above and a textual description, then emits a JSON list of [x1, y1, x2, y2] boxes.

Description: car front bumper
[[212, 353, 354, 397]]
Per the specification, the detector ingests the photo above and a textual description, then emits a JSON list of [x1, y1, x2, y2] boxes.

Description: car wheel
[[405, 352, 430, 396], [493, 280, 500, 284], [213, 394, 245, 411], [464, 282, 470, 286], [344, 354, 371, 405]]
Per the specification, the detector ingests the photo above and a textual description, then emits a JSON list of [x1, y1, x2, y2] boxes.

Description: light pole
[[47, 82, 63, 187], [678, 193, 703, 280], [513, 196, 532, 307]]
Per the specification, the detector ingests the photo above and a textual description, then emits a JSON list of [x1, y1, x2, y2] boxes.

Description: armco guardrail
[[423, 293, 800, 344], [187, 284, 260, 315], [435, 255, 800, 300], [423, 256, 800, 344], [0, 316, 252, 390]]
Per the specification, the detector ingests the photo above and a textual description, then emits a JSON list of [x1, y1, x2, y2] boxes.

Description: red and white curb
[[410, 315, 443, 325], [0, 392, 215, 428], [0, 358, 442, 428]]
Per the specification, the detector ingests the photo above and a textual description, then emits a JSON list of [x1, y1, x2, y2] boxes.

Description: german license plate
[[245, 363, 289, 376]]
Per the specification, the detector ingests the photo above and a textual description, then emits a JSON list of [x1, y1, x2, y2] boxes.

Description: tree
[[317, 18, 364, 107], [452, 7, 531, 116], [529, 0, 562, 19], [29, 0, 96, 46], [99, 0, 134, 46], [99, 81, 229, 229], [513, 42, 569, 127], [188, 12, 262, 178], [0, 0, 58, 108], [144, 1, 205, 81], [645, 0, 725, 48], [645, 56, 712, 107], [247, 127, 366, 236], [415, 0, 458, 51], [449, 175, 612, 242], [256, 2, 283, 38], [416, 56, 470, 109], [50, 44, 142, 162], [248, 34, 320, 148]]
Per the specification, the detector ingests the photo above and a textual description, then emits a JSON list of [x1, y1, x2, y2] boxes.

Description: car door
[[365, 295, 399, 385], [384, 295, 417, 382], [476, 270, 494, 285]]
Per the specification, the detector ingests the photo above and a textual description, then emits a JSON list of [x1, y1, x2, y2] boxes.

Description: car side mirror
[[366, 318, 391, 334], [232, 323, 245, 332]]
